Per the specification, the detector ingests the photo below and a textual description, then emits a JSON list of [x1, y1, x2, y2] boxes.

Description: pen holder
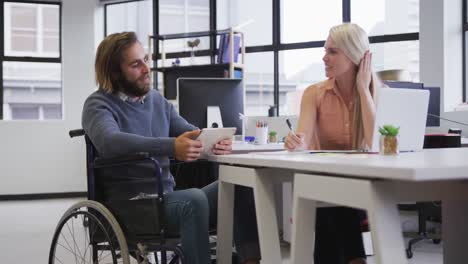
[[255, 126, 269, 145]]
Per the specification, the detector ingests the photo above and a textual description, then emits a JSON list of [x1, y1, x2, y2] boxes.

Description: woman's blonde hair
[[95, 32, 138, 93], [328, 23, 380, 149]]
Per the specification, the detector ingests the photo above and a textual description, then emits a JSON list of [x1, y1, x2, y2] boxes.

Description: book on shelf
[[217, 33, 241, 64], [223, 69, 243, 79], [217, 34, 226, 64]]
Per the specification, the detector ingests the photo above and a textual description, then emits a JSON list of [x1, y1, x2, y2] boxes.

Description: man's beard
[[116, 75, 150, 97]]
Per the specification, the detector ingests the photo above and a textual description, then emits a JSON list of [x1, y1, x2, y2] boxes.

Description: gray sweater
[[82, 89, 196, 198]]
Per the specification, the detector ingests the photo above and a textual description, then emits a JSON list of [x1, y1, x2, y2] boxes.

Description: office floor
[[0, 198, 442, 264]]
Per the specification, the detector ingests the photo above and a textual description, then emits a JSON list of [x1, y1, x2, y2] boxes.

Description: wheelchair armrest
[[94, 152, 152, 168]]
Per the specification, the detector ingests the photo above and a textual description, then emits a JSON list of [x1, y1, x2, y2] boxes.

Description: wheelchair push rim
[[48, 200, 130, 264]]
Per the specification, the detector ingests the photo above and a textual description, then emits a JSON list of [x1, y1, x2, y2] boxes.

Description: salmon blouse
[[302, 78, 356, 150]]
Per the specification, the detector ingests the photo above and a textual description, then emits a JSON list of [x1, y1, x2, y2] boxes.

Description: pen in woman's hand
[[286, 119, 296, 136]]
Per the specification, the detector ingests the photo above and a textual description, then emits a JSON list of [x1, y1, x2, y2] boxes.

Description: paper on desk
[[249, 150, 309, 155], [250, 149, 372, 158]]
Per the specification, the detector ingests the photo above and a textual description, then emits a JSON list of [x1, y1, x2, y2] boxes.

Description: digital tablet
[[197, 127, 236, 155]]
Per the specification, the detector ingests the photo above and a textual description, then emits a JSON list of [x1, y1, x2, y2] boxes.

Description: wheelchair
[[48, 129, 185, 264]]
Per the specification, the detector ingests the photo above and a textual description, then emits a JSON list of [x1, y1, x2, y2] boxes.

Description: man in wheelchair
[[81, 32, 260, 264]]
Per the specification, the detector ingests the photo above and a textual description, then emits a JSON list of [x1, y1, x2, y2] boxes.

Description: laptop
[[370, 88, 430, 152]]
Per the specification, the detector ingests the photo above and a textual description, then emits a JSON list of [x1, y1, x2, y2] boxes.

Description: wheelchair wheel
[[49, 200, 130, 264]]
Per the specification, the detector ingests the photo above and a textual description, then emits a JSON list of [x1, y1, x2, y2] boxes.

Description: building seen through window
[[2, 2, 61, 120], [105, 0, 420, 117]]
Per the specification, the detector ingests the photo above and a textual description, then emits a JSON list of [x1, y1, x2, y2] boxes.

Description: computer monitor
[[384, 81, 440, 127], [177, 78, 244, 135]]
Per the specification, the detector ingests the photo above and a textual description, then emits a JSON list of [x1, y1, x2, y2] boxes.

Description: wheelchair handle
[[69, 129, 85, 138]]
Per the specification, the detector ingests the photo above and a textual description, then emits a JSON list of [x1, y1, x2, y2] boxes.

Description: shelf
[[149, 28, 246, 99], [153, 63, 243, 73], [150, 29, 235, 41]]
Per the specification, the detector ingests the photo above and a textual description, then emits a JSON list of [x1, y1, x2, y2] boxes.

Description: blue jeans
[[163, 181, 260, 264]]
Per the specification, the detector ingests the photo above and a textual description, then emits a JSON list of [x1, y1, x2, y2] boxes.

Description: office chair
[[401, 132, 461, 258], [49, 129, 185, 264]]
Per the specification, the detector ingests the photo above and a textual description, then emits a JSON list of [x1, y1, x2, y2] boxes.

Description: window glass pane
[[281, 0, 342, 43], [3, 62, 62, 120], [217, 0, 272, 46], [4, 2, 60, 57], [106, 1, 153, 51], [351, 0, 419, 36], [43, 105, 62, 119], [465, 31, 468, 101], [279, 48, 325, 115], [9, 5, 37, 53], [370, 40, 420, 82], [42, 6, 60, 54], [159, 0, 209, 35], [10, 105, 39, 120], [244, 52, 274, 116]]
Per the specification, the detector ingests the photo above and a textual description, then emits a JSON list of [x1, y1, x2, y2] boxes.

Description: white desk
[[231, 142, 284, 153], [209, 148, 468, 264]]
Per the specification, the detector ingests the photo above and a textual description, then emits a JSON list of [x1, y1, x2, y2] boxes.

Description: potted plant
[[268, 131, 278, 143], [378, 124, 400, 155], [187, 38, 200, 64]]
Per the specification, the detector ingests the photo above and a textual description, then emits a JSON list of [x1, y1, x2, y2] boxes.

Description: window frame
[[104, 0, 420, 116], [463, 0, 467, 102], [0, 0, 62, 120]]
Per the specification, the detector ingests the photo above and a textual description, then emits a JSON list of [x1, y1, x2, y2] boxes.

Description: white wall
[[420, 0, 468, 136], [0, 0, 101, 195]]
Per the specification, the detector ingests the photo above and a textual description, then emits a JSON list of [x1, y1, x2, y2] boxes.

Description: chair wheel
[[406, 248, 413, 259], [432, 239, 441, 244], [49, 200, 130, 264]]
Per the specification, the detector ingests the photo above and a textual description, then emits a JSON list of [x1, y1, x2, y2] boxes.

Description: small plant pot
[[379, 135, 399, 155], [269, 134, 277, 143]]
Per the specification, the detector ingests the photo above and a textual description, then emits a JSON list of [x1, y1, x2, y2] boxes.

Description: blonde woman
[[285, 23, 381, 264]]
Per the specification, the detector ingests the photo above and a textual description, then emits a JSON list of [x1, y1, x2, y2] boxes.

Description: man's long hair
[[95, 32, 138, 93]]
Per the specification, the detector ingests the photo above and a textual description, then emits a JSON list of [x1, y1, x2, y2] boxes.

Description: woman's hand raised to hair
[[356, 51, 372, 96]]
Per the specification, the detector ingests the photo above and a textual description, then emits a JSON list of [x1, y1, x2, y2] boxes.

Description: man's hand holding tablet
[[197, 127, 236, 155]]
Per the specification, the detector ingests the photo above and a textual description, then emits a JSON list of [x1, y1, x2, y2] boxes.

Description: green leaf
[[379, 127, 388, 135], [379, 124, 399, 136]]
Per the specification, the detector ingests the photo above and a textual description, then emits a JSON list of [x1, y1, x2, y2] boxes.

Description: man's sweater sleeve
[[82, 97, 175, 158]]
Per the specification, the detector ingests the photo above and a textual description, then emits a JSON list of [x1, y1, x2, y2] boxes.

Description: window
[[1, 1, 62, 120], [217, 0, 272, 46], [276, 0, 419, 114], [281, 0, 341, 43], [464, 0, 468, 101], [104, 0, 421, 117], [279, 48, 325, 115], [244, 52, 274, 116], [105, 0, 153, 51], [370, 41, 419, 82], [351, 0, 419, 36], [159, 0, 210, 52]]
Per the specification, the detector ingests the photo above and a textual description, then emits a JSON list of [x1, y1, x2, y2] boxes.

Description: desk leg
[[253, 171, 283, 264], [443, 200, 468, 263], [217, 166, 284, 264], [290, 195, 316, 264], [217, 179, 235, 264], [367, 182, 407, 264], [290, 174, 407, 264]]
